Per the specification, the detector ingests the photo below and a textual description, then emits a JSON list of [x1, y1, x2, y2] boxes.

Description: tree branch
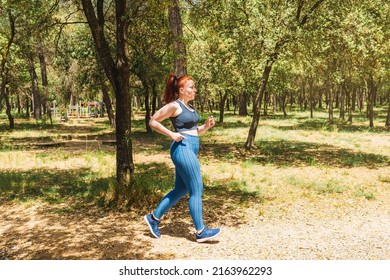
[[299, 0, 326, 27], [81, 0, 116, 90], [296, 0, 304, 22], [97, 0, 105, 26]]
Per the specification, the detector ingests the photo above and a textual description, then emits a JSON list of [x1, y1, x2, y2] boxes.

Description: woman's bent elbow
[[149, 119, 157, 129]]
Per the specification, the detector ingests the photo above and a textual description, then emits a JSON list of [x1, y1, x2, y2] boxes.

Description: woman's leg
[[171, 141, 204, 231], [153, 168, 188, 219]]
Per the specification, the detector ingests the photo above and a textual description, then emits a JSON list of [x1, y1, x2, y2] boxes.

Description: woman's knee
[[172, 187, 188, 199]]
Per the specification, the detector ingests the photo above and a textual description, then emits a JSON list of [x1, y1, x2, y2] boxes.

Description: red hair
[[164, 74, 192, 104]]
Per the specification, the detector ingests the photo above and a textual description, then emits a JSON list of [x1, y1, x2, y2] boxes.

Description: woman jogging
[[144, 73, 221, 243]]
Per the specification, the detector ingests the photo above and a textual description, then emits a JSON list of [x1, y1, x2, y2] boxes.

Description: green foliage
[[127, 0, 173, 99], [0, 0, 388, 129]]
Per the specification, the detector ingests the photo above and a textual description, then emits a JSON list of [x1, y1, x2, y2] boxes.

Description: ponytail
[[164, 74, 178, 104], [163, 73, 193, 104]]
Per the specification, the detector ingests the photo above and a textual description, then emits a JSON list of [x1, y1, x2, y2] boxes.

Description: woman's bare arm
[[149, 103, 185, 142]]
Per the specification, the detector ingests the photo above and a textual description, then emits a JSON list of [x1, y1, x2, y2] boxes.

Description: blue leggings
[[153, 134, 204, 231]]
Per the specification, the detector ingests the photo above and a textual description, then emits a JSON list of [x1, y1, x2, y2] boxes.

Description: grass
[[0, 109, 389, 215]]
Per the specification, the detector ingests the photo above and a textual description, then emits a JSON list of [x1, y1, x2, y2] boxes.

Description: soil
[[0, 190, 389, 260]]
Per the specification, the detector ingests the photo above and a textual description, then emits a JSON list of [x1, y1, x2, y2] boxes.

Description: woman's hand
[[197, 115, 216, 136], [205, 116, 215, 129], [171, 132, 186, 142]]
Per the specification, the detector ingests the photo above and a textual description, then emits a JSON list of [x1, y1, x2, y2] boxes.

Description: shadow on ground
[[201, 140, 389, 168], [272, 118, 390, 133], [0, 161, 260, 259], [0, 201, 174, 260]]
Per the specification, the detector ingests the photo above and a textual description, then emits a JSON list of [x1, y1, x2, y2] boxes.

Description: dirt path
[[1, 191, 389, 260]]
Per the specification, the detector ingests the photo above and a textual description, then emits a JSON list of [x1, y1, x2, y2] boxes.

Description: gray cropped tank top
[[170, 100, 200, 132]]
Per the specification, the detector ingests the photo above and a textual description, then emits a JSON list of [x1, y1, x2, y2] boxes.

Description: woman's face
[[180, 79, 197, 101]]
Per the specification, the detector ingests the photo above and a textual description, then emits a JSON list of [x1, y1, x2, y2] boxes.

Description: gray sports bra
[[170, 100, 200, 132]]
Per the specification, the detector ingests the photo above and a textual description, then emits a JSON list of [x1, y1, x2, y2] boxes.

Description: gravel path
[[142, 196, 390, 260]]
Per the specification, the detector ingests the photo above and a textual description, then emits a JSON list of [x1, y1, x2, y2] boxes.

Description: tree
[[80, 0, 134, 204], [245, 0, 326, 149], [169, 0, 187, 77], [0, 4, 16, 129], [186, 0, 249, 121], [128, 0, 172, 132]]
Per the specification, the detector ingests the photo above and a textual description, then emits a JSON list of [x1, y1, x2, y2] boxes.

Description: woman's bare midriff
[[181, 130, 199, 136]]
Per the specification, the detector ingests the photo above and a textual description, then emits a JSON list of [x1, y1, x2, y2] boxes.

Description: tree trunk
[[28, 54, 42, 119], [115, 77, 133, 202], [385, 91, 390, 128], [0, 70, 14, 129], [38, 44, 52, 125], [339, 84, 345, 121], [245, 58, 274, 149], [17, 91, 21, 114], [318, 90, 323, 109], [358, 88, 364, 113], [238, 91, 248, 116], [218, 91, 228, 123], [328, 86, 334, 124], [142, 79, 152, 133], [169, 0, 187, 77], [309, 78, 314, 118], [207, 99, 213, 114], [81, 0, 134, 204], [367, 76, 376, 128], [281, 93, 288, 117], [101, 81, 115, 127], [4, 86, 14, 129], [263, 90, 269, 116], [351, 88, 357, 112], [347, 85, 353, 123], [151, 79, 158, 116], [233, 98, 236, 114], [26, 98, 30, 118], [272, 94, 277, 114], [300, 80, 306, 111]]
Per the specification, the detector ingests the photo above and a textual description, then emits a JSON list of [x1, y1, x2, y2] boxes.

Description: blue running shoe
[[195, 226, 221, 243], [144, 214, 161, 238]]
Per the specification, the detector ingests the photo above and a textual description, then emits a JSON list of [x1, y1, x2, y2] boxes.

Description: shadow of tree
[[215, 121, 250, 129], [0, 168, 109, 204], [271, 118, 389, 133], [132, 131, 171, 152], [0, 164, 177, 260], [201, 140, 389, 168], [0, 203, 174, 260], [0, 161, 263, 259], [0, 119, 58, 132], [0, 162, 175, 209], [0, 118, 115, 147]]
